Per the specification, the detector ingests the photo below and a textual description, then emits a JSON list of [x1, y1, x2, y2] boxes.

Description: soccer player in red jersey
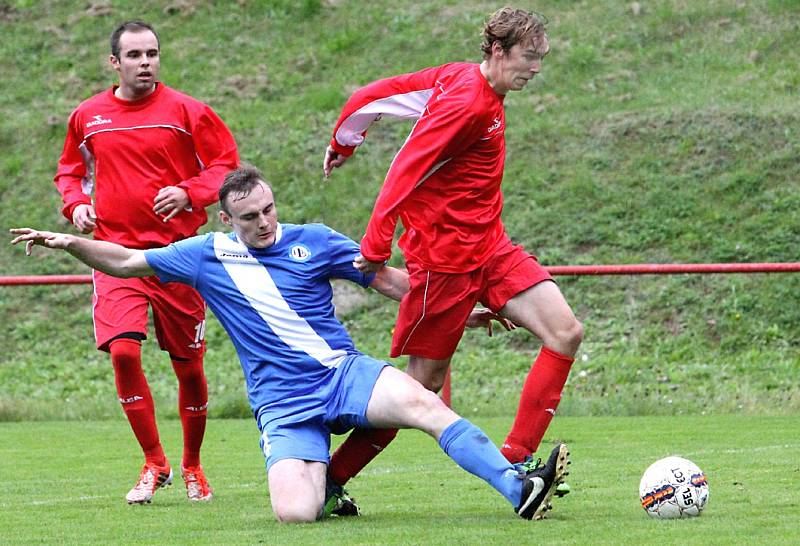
[[322, 7, 583, 500], [53, 20, 239, 504]]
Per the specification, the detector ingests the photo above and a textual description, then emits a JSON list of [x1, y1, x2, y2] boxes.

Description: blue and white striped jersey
[[144, 222, 376, 418]]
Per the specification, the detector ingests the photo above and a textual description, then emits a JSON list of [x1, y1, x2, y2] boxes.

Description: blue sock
[[438, 418, 522, 506]]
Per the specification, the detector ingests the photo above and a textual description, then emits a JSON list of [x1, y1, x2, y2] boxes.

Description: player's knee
[[171, 354, 206, 383], [420, 373, 446, 393], [109, 339, 141, 368], [407, 361, 448, 393], [404, 385, 446, 421], [562, 318, 584, 351], [402, 387, 458, 437], [273, 502, 320, 524], [271, 491, 322, 523], [548, 318, 583, 357]]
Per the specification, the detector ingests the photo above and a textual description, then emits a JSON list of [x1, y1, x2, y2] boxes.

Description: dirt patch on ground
[[331, 279, 370, 318]]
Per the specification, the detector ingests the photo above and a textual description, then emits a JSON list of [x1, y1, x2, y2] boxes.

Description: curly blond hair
[[481, 7, 548, 58]]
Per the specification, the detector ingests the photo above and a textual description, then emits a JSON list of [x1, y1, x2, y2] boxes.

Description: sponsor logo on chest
[[220, 252, 251, 259], [86, 114, 113, 128], [487, 117, 503, 133]]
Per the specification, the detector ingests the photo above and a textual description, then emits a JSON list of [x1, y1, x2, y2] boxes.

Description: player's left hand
[[466, 308, 516, 337], [153, 186, 190, 222], [353, 254, 385, 274], [9, 228, 72, 255]]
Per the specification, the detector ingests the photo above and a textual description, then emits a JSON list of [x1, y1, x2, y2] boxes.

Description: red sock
[[110, 339, 166, 467], [501, 346, 573, 463], [328, 428, 398, 486], [171, 355, 208, 468]]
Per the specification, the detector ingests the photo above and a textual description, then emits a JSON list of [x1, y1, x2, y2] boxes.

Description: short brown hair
[[481, 7, 548, 58], [219, 164, 271, 214], [110, 20, 159, 59]]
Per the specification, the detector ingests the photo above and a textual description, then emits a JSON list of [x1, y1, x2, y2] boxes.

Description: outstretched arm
[[9, 228, 154, 278]]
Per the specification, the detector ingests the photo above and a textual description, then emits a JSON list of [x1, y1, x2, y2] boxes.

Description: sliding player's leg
[[366, 365, 570, 519]]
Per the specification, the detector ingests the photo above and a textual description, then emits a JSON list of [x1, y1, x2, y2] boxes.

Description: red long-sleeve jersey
[[54, 83, 239, 249], [329, 62, 507, 273]]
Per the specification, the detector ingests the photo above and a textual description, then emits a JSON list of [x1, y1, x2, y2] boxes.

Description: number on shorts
[[193, 320, 206, 344]]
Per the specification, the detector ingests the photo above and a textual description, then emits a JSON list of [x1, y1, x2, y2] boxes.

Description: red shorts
[[390, 236, 552, 360], [92, 270, 206, 358]]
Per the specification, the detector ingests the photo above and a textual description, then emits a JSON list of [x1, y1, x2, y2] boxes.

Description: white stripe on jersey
[[212, 233, 346, 369], [80, 124, 192, 146], [334, 88, 434, 148]]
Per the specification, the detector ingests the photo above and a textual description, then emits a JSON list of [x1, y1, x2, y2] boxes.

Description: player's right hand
[[323, 145, 349, 178], [9, 228, 72, 256], [353, 254, 385, 274], [72, 204, 96, 234]]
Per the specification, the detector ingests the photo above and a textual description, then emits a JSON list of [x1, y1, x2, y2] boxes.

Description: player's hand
[[466, 308, 516, 337], [353, 254, 385, 274], [153, 186, 190, 222], [9, 228, 72, 256], [323, 145, 349, 178], [72, 204, 96, 234]]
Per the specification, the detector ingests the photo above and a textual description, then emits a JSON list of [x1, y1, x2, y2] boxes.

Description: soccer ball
[[639, 456, 709, 519]]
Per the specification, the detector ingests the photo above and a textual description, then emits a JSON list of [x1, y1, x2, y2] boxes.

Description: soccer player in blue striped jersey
[[11, 164, 569, 522]]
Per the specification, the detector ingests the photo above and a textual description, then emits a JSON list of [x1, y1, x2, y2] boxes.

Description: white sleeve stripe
[[78, 142, 96, 196], [334, 88, 435, 148]]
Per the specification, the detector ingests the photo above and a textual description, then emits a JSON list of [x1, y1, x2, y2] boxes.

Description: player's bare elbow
[[116, 254, 153, 278]]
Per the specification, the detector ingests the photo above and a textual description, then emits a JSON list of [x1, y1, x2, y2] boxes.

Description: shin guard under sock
[[501, 346, 573, 463], [439, 418, 521, 506], [171, 355, 208, 468], [110, 339, 165, 466]]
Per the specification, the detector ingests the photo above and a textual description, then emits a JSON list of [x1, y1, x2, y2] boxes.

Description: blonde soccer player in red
[[321, 7, 582, 508]]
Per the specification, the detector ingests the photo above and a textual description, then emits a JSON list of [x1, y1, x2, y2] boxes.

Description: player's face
[[495, 37, 548, 94], [110, 30, 160, 100], [222, 181, 279, 249]]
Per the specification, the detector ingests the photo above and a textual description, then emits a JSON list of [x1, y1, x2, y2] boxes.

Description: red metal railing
[[545, 263, 800, 275], [0, 274, 92, 286], [3, 262, 800, 286]]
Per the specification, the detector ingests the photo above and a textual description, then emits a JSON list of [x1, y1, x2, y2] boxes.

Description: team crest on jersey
[[289, 244, 312, 262]]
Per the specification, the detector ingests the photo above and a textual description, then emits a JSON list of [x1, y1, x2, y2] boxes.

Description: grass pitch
[[1, 415, 797, 545], [2, 0, 800, 422]]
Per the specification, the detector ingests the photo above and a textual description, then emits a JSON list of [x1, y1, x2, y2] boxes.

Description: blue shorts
[[257, 354, 390, 471]]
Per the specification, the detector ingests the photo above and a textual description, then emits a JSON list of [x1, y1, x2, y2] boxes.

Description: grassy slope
[[1, 415, 798, 545], [0, 0, 798, 420]]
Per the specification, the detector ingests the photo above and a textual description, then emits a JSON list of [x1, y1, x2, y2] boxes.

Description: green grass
[[0, 2, 797, 541], [1, 0, 799, 420], [1, 415, 798, 545]]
